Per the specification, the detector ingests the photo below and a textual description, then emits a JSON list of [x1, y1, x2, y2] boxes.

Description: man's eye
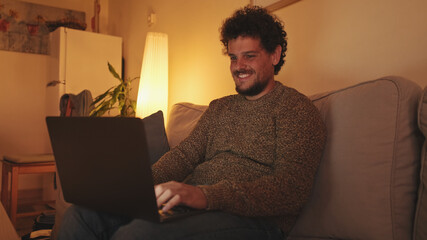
[[246, 55, 256, 59], [230, 56, 237, 61]]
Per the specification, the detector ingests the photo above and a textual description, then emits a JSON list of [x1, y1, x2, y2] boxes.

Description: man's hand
[[154, 181, 207, 212]]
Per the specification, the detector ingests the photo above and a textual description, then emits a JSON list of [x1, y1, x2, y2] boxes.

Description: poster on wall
[[0, 0, 86, 55]]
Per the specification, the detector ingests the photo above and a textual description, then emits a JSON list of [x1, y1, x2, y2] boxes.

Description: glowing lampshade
[[136, 32, 168, 120]]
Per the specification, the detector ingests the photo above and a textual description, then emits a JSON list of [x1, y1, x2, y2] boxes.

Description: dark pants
[[58, 205, 284, 240]]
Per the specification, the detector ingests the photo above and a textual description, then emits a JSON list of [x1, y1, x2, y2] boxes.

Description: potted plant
[[90, 62, 137, 117]]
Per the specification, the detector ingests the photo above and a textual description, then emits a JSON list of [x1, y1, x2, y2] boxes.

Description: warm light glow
[[136, 32, 168, 121]]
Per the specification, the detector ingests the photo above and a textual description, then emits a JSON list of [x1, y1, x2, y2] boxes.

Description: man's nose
[[235, 58, 247, 69]]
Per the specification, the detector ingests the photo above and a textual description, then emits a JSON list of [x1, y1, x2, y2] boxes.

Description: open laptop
[[46, 112, 203, 222]]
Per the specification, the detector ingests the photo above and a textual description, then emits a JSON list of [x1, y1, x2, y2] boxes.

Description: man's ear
[[272, 45, 282, 65]]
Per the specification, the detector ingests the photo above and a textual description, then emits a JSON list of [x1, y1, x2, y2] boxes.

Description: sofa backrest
[[166, 102, 208, 148], [288, 76, 422, 240]]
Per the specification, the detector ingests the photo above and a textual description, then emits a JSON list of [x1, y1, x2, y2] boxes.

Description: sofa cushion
[[288, 76, 422, 240], [143, 110, 170, 165], [166, 102, 208, 148], [414, 87, 427, 240]]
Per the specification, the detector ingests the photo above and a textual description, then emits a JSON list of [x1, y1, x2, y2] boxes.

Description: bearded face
[[228, 36, 280, 100]]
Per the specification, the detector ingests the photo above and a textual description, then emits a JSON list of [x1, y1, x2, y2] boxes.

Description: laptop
[[46, 112, 203, 222]]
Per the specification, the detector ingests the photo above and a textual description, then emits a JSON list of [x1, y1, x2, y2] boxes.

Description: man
[[59, 6, 326, 240]]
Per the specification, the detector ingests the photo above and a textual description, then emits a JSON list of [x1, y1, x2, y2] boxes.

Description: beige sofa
[[53, 76, 426, 240], [166, 76, 426, 240]]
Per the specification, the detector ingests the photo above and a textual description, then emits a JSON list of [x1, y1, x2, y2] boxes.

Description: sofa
[[165, 76, 426, 240], [52, 76, 426, 240]]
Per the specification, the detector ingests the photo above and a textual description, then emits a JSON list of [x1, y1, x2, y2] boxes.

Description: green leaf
[[90, 62, 137, 117], [90, 102, 109, 117], [91, 87, 114, 106], [111, 86, 121, 101], [96, 105, 110, 116], [108, 62, 122, 82]]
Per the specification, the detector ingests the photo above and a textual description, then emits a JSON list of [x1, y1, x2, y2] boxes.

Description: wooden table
[[1, 160, 56, 227]]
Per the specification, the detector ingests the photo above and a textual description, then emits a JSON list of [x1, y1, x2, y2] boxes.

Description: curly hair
[[220, 5, 287, 75]]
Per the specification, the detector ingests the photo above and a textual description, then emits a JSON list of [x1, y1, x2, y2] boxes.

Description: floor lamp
[[136, 32, 169, 121]]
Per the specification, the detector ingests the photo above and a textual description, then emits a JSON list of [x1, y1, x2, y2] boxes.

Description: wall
[[108, 0, 248, 114], [274, 0, 427, 95], [109, 0, 427, 113], [0, 0, 109, 190]]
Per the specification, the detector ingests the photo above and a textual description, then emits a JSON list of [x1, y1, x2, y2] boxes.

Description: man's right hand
[[154, 181, 208, 212]]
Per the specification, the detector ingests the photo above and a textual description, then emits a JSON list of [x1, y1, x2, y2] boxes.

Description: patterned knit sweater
[[152, 81, 326, 234]]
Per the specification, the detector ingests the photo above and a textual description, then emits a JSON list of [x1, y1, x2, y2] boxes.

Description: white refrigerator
[[43, 28, 122, 217], [46, 27, 123, 116]]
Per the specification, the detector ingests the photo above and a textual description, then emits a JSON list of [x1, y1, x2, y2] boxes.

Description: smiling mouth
[[238, 73, 250, 79], [234, 70, 253, 80]]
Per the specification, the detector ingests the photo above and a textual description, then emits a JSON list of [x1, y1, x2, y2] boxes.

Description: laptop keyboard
[[158, 205, 193, 217]]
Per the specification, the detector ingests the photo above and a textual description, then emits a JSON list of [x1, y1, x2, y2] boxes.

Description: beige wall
[[274, 0, 427, 95], [108, 0, 248, 116], [110, 0, 427, 112]]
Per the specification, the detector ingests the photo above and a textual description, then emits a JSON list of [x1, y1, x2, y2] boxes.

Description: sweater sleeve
[[199, 99, 326, 217], [151, 101, 215, 184]]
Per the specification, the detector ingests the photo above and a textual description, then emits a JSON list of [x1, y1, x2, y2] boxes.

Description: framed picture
[[0, 1, 86, 55], [251, 0, 301, 11]]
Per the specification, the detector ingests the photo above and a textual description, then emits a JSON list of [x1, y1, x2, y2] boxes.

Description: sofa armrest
[[289, 76, 422, 240]]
